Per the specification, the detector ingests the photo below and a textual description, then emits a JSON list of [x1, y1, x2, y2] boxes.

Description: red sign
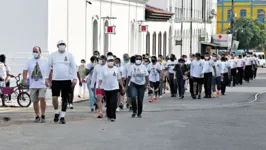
[[139, 25, 148, 32], [218, 35, 222, 39], [107, 26, 113, 32], [105, 26, 116, 34]]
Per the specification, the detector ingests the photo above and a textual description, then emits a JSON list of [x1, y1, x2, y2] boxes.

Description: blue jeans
[[130, 82, 145, 115], [87, 79, 95, 109]]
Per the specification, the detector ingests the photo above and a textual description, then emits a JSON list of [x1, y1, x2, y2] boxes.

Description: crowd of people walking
[[0, 40, 260, 123]]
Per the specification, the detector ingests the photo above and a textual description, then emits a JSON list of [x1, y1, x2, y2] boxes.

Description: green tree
[[234, 17, 266, 50]]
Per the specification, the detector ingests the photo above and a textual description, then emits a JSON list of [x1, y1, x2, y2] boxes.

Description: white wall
[[0, 0, 48, 75]]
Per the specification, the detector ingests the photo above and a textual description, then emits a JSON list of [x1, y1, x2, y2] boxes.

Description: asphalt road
[[0, 69, 266, 150]]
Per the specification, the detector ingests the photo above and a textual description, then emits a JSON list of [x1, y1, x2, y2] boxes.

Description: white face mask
[[58, 45, 66, 51], [98, 60, 103, 64], [136, 60, 141, 65], [205, 57, 209, 60], [108, 62, 114, 67], [213, 57, 217, 61]]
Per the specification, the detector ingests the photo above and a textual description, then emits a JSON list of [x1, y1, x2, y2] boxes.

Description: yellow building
[[217, 0, 266, 34]]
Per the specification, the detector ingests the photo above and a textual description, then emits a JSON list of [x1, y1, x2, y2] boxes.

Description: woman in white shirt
[[147, 56, 162, 102], [98, 56, 125, 122], [126, 55, 149, 118]]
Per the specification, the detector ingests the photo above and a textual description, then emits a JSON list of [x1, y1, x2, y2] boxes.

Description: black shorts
[[150, 81, 160, 89], [193, 77, 203, 85], [52, 80, 72, 97]]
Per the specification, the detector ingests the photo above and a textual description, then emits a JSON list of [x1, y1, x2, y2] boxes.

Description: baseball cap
[[57, 40, 66, 45], [123, 53, 129, 60]]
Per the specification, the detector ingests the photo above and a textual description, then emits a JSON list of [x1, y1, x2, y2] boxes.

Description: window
[[146, 32, 150, 55], [240, 9, 247, 17], [227, 10, 232, 22], [175, 7, 178, 18], [158, 32, 162, 55], [152, 32, 157, 55], [257, 9, 265, 22], [163, 32, 167, 57]]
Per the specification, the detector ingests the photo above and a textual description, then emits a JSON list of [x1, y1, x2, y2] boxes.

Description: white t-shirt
[[190, 59, 204, 78], [123, 62, 132, 78], [48, 51, 77, 81], [202, 59, 214, 73], [213, 61, 222, 77], [0, 62, 7, 86], [118, 66, 125, 78], [228, 59, 237, 69], [166, 60, 177, 73], [147, 63, 161, 82], [237, 58, 245, 67], [24, 57, 49, 88], [221, 61, 230, 73], [128, 64, 149, 85], [99, 66, 121, 91], [90, 64, 107, 89], [245, 57, 252, 66], [86, 62, 94, 80]]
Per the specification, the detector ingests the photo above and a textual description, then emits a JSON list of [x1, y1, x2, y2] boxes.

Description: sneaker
[[159, 96, 163, 98], [67, 104, 70, 109], [97, 113, 103, 118], [217, 91, 220, 97], [91, 108, 94, 112], [54, 113, 60, 123], [129, 106, 132, 111], [132, 113, 136, 118], [119, 103, 124, 109], [154, 98, 158, 102], [181, 95, 184, 99], [59, 117, 66, 124], [192, 95, 196, 99], [137, 114, 142, 118], [35, 116, 40, 122], [110, 118, 115, 122], [3, 117, 10, 122], [149, 97, 153, 103], [116, 107, 120, 112], [213, 93, 217, 98], [41, 115, 46, 123], [198, 95, 201, 99], [69, 104, 74, 109]]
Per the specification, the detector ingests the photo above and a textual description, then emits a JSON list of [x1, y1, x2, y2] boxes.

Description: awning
[[201, 42, 221, 47], [145, 5, 174, 22]]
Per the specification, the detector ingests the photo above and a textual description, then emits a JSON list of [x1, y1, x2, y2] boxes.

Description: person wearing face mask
[[48, 40, 77, 124], [236, 54, 245, 85], [147, 56, 162, 102], [91, 55, 107, 118], [77, 59, 86, 98], [173, 58, 188, 99], [98, 56, 125, 122], [220, 56, 230, 95], [157, 55, 164, 98], [188, 54, 195, 98], [190, 53, 204, 99], [122, 53, 130, 67], [165, 54, 177, 97], [114, 58, 126, 111], [86, 56, 97, 112], [202, 52, 216, 99], [228, 54, 237, 86], [163, 56, 169, 94], [244, 54, 252, 83], [23, 46, 49, 122], [143, 57, 150, 68], [126, 55, 149, 118], [211, 54, 222, 98]]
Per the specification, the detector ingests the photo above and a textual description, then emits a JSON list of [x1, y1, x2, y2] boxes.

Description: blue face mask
[[33, 53, 39, 59]]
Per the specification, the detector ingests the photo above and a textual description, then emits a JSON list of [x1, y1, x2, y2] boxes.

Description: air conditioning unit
[[105, 25, 116, 34]]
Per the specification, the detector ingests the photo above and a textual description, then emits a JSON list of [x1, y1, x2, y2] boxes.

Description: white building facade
[[0, 0, 216, 75]]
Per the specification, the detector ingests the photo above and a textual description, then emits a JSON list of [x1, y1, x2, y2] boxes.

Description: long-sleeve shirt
[[48, 51, 77, 81], [90, 64, 107, 88]]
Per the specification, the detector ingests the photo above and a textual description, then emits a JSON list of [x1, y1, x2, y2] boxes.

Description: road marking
[[248, 91, 266, 103]]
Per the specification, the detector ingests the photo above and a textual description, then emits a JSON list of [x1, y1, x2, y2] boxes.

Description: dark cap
[[123, 53, 130, 60]]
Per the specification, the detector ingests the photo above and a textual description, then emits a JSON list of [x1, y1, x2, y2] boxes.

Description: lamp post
[[231, 0, 235, 40], [85, 0, 92, 61]]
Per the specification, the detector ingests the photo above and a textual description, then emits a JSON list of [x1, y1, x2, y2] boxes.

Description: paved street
[[0, 69, 266, 150]]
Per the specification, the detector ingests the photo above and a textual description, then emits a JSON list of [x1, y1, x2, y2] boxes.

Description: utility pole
[[231, 0, 235, 40], [190, 0, 193, 54], [180, 0, 183, 56]]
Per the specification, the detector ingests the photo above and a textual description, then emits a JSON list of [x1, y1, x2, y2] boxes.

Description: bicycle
[[0, 74, 31, 107]]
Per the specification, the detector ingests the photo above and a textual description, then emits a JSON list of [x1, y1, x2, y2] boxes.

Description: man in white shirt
[[190, 53, 204, 99], [236, 55, 245, 85], [203, 52, 216, 99], [165, 54, 177, 97], [48, 40, 77, 124], [188, 54, 195, 97], [23, 46, 49, 123], [220, 56, 230, 95], [211, 53, 222, 97], [228, 54, 237, 86], [91, 55, 107, 118], [244, 54, 252, 82], [253, 54, 259, 79], [0, 54, 8, 106]]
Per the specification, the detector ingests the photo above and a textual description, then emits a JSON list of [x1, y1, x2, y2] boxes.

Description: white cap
[[57, 40, 66, 45], [107, 56, 114, 60]]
